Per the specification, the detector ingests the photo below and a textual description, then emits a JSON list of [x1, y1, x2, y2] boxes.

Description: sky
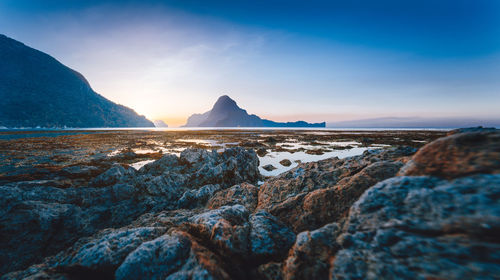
[[1, 0, 499, 127]]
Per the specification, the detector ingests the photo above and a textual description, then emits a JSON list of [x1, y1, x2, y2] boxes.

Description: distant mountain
[[0, 34, 154, 128], [153, 120, 168, 128], [184, 95, 325, 127], [327, 117, 500, 128]]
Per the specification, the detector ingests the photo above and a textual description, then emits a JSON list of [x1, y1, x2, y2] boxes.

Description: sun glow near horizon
[[1, 0, 499, 127]]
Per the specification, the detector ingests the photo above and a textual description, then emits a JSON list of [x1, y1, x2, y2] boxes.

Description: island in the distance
[[183, 95, 326, 127]]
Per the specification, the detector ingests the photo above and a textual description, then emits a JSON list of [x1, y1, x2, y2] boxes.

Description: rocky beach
[[0, 127, 498, 279]]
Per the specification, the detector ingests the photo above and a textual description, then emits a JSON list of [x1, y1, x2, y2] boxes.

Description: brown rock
[[257, 148, 268, 157], [262, 164, 277, 171], [207, 183, 259, 211], [279, 159, 292, 167], [400, 130, 500, 179], [265, 161, 403, 232], [257, 147, 415, 213], [283, 223, 340, 280]]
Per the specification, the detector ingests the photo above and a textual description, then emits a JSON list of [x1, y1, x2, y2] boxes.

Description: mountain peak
[[183, 95, 326, 128], [212, 95, 240, 112]]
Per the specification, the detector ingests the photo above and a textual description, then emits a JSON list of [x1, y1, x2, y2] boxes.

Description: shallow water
[[130, 160, 155, 170], [122, 138, 380, 177], [258, 147, 372, 177]]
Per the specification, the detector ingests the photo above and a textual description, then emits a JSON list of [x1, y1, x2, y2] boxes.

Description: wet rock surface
[[2, 128, 499, 280]]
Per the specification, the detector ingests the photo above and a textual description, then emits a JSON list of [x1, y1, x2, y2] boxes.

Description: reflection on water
[[258, 147, 372, 177], [110, 138, 387, 177]]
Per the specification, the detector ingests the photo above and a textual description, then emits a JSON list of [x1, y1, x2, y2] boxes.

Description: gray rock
[[187, 205, 250, 256], [207, 183, 259, 211], [115, 230, 230, 280], [115, 231, 192, 280], [331, 174, 500, 279], [249, 211, 296, 260], [0, 200, 85, 275], [180, 148, 217, 165], [89, 163, 136, 187], [178, 184, 221, 209], [138, 153, 179, 175], [57, 227, 165, 271], [283, 223, 340, 280]]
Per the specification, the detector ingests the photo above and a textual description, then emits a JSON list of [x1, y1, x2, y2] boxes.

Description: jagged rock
[[178, 184, 221, 209], [187, 205, 250, 256], [279, 159, 292, 167], [186, 205, 295, 263], [259, 158, 404, 232], [180, 148, 217, 165], [249, 211, 296, 261], [400, 129, 500, 179], [207, 183, 259, 211], [138, 154, 179, 175], [89, 163, 136, 187], [283, 223, 340, 280], [115, 230, 231, 280], [0, 201, 85, 275], [258, 147, 416, 214], [331, 175, 500, 279], [4, 130, 498, 279], [56, 227, 166, 274], [0, 148, 259, 275]]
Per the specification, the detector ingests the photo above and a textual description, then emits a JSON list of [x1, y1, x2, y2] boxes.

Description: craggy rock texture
[[185, 205, 295, 262], [207, 183, 259, 211], [331, 174, 500, 279], [115, 230, 231, 280], [178, 184, 221, 209], [0, 147, 259, 275], [400, 129, 500, 179], [283, 223, 340, 280], [258, 147, 413, 232], [2, 129, 500, 280]]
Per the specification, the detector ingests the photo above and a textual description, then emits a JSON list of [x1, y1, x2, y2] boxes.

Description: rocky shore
[[1, 128, 499, 279]]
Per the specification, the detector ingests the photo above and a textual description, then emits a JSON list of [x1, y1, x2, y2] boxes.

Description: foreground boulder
[[115, 230, 231, 280], [0, 147, 260, 275], [185, 205, 295, 262], [330, 174, 500, 279], [400, 129, 500, 179]]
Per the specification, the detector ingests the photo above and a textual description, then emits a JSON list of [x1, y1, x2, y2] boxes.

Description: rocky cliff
[[0, 34, 154, 128], [1, 128, 499, 279]]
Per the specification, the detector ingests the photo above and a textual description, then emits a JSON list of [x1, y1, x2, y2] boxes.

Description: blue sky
[[1, 0, 499, 126]]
